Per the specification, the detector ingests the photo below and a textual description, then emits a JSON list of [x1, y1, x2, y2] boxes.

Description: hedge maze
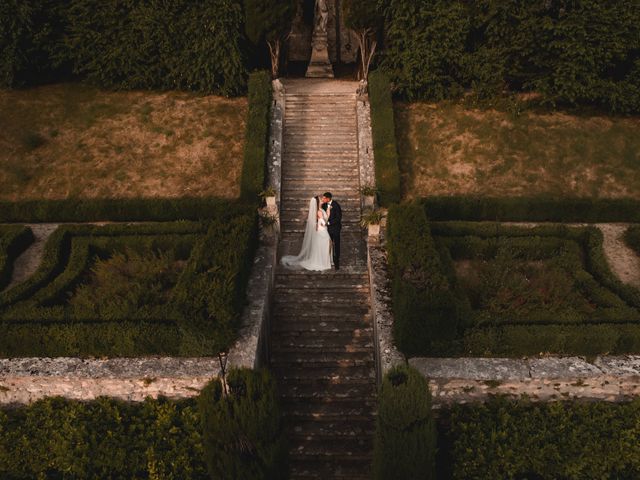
[[387, 203, 640, 357], [0, 206, 257, 357]]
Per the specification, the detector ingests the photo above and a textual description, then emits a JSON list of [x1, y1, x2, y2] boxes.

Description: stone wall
[[411, 356, 640, 407], [288, 0, 359, 64]]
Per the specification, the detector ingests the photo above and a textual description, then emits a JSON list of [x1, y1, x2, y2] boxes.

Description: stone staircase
[[270, 79, 376, 479]]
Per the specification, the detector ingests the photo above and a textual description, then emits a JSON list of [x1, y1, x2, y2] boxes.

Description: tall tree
[[342, 0, 381, 80], [245, 0, 296, 78]]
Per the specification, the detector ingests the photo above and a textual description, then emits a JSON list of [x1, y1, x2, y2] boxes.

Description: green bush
[[198, 369, 287, 479], [373, 365, 436, 480], [240, 70, 272, 202], [0, 212, 257, 357], [0, 396, 207, 479], [389, 218, 640, 357], [422, 196, 640, 223], [379, 1, 640, 113], [0, 197, 244, 223], [386, 203, 467, 356], [0, 226, 34, 290], [369, 70, 401, 206], [444, 397, 640, 479], [1, 0, 247, 94], [624, 226, 640, 257]]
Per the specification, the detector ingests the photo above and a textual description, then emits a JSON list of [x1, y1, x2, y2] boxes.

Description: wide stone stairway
[[270, 79, 376, 479]]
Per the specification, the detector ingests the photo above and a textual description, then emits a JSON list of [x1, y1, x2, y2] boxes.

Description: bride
[[281, 196, 332, 271]]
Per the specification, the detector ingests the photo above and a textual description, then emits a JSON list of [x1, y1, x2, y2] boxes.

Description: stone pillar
[[306, 0, 334, 78]]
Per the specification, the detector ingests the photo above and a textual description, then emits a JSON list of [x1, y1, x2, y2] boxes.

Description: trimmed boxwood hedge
[[199, 369, 287, 479], [0, 226, 34, 291], [0, 210, 258, 357], [374, 365, 436, 480], [0, 197, 245, 223], [240, 70, 272, 202], [386, 204, 640, 357], [369, 70, 401, 206], [422, 196, 640, 223], [0, 396, 207, 479], [442, 397, 640, 479]]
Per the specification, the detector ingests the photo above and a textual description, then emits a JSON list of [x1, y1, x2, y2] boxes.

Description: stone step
[[272, 364, 376, 382], [279, 380, 376, 402], [288, 433, 373, 456], [271, 341, 374, 354], [272, 319, 371, 333], [274, 288, 370, 298], [273, 357, 375, 370], [282, 397, 376, 417], [272, 329, 373, 347], [287, 416, 375, 438], [289, 457, 371, 480]]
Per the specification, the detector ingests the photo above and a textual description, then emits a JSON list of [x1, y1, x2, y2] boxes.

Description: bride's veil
[[281, 197, 317, 267]]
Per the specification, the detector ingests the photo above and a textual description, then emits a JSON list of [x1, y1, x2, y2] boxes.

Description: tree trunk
[[357, 29, 376, 81], [267, 39, 281, 78]]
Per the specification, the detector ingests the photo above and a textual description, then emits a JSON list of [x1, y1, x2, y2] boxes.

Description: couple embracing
[[282, 192, 342, 272]]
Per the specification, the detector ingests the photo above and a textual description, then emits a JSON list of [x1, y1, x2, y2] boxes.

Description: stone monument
[[306, 0, 334, 78]]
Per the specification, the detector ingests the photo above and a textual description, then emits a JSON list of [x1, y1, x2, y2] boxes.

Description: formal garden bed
[[386, 203, 640, 358], [0, 203, 257, 357]]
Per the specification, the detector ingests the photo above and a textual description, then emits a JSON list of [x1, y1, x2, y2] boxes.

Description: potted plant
[[259, 186, 277, 208], [359, 184, 376, 208], [360, 209, 384, 237]]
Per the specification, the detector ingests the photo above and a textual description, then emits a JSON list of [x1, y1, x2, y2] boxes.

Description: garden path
[[4, 223, 59, 292], [270, 79, 376, 480]]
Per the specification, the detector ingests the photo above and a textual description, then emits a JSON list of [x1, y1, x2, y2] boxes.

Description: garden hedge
[[624, 226, 640, 257], [1, 0, 247, 95], [369, 70, 401, 206], [386, 204, 640, 357], [0, 212, 258, 357], [199, 369, 287, 479], [374, 364, 436, 480], [442, 397, 640, 479], [240, 70, 272, 202], [0, 396, 207, 479], [0, 197, 244, 223], [422, 196, 640, 223], [0, 226, 34, 291], [379, 1, 640, 113], [386, 203, 468, 356]]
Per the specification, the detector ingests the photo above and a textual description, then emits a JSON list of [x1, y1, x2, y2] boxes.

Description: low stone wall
[[411, 356, 640, 407], [0, 358, 219, 405]]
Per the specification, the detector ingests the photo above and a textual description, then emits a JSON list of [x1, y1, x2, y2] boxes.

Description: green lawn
[[0, 84, 247, 201], [396, 102, 640, 200]]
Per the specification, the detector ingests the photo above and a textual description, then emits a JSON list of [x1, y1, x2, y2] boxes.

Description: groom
[[321, 192, 342, 270]]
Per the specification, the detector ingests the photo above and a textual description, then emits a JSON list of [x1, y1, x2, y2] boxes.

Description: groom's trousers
[[329, 229, 341, 268]]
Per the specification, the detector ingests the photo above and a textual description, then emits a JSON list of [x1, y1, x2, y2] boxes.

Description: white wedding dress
[[281, 197, 332, 271]]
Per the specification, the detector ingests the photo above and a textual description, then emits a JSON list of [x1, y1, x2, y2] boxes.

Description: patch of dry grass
[[396, 102, 640, 200], [0, 84, 247, 200]]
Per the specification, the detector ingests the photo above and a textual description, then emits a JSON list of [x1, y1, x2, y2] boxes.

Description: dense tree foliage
[[342, 0, 382, 79], [378, 0, 640, 112], [1, 0, 247, 95], [244, 0, 296, 77]]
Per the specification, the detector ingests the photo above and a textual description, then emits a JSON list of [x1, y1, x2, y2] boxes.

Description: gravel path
[[597, 223, 640, 290], [3, 223, 59, 292]]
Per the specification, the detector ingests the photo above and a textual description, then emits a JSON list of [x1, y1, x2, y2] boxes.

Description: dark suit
[[322, 200, 342, 268]]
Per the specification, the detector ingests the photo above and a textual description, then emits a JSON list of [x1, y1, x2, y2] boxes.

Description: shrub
[[386, 203, 467, 356], [1, 0, 247, 94], [0, 226, 34, 290], [445, 397, 640, 479], [369, 70, 401, 206], [373, 364, 436, 480], [0, 396, 207, 479], [379, 1, 640, 113], [422, 196, 640, 223], [198, 369, 287, 480], [240, 70, 272, 202], [624, 226, 640, 257], [0, 197, 243, 223]]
